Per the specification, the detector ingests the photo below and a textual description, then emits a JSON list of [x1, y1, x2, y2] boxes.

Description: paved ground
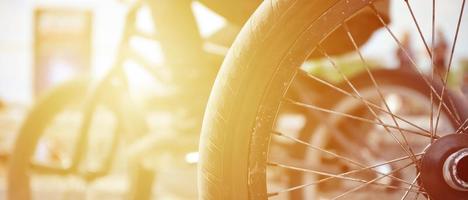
[[0, 104, 198, 200]]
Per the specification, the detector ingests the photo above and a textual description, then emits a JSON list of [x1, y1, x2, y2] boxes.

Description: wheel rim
[[245, 0, 468, 199]]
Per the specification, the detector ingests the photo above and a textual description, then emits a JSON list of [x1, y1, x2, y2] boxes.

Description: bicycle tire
[[198, 0, 468, 199]]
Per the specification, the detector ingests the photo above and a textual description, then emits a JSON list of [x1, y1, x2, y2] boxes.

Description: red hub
[[420, 134, 468, 200]]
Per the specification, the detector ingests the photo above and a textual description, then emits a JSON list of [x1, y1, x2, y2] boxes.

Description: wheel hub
[[420, 134, 468, 200], [443, 147, 468, 191]]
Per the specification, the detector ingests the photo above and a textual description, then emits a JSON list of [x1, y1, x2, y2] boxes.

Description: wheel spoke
[[267, 154, 425, 197], [400, 173, 421, 200], [447, 95, 463, 125], [264, 1, 466, 199], [330, 161, 417, 200], [456, 119, 468, 133], [272, 131, 423, 187], [297, 70, 431, 134], [430, 0, 436, 143], [273, 131, 369, 168], [316, 45, 430, 160], [298, 102, 382, 161], [370, 3, 462, 126], [404, 0, 433, 58], [342, 22, 419, 165], [404, 0, 437, 142], [286, 97, 435, 139], [268, 161, 423, 196], [434, 0, 466, 137]]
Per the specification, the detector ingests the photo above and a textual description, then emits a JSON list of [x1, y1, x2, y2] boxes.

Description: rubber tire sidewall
[[199, 0, 345, 199]]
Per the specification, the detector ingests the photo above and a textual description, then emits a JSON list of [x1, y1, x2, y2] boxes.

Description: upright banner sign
[[34, 8, 92, 96]]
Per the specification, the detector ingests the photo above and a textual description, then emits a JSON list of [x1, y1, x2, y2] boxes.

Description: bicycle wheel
[[7, 80, 122, 200], [280, 69, 461, 199], [198, 0, 468, 199]]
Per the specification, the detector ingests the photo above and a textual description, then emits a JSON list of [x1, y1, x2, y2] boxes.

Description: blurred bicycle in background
[[4, 0, 468, 200], [7, 0, 260, 199]]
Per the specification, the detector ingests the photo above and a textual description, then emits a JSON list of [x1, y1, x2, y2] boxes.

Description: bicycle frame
[[28, 0, 249, 182]]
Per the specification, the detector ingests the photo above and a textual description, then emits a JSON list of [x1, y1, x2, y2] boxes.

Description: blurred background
[[0, 0, 235, 199], [0, 0, 467, 199]]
